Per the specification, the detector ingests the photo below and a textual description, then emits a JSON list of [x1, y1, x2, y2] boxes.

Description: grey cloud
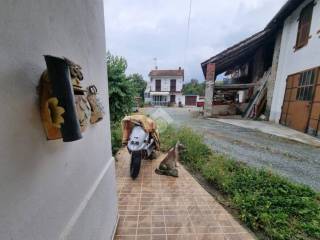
[[104, 0, 287, 81]]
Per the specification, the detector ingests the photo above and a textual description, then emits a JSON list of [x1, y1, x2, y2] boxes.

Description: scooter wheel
[[130, 151, 142, 180]]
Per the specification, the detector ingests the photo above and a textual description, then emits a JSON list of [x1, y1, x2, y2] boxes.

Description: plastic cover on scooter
[[122, 115, 160, 151]]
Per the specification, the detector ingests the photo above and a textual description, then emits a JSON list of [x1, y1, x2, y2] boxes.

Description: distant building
[[201, 0, 320, 137], [145, 67, 185, 106]]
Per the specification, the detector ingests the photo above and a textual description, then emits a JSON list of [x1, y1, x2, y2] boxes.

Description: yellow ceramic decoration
[[47, 97, 65, 128]]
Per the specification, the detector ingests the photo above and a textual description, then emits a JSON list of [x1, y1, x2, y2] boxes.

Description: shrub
[[111, 122, 122, 155], [107, 52, 136, 122], [160, 126, 320, 240]]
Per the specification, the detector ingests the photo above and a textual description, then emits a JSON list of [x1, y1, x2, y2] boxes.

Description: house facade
[[0, 0, 118, 239], [146, 68, 184, 106], [202, 0, 320, 137], [270, 0, 320, 136]]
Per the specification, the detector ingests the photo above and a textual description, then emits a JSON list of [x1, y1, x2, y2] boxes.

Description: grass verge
[[160, 125, 320, 240]]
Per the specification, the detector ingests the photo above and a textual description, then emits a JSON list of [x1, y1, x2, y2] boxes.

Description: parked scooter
[[122, 115, 160, 179], [127, 124, 155, 179]]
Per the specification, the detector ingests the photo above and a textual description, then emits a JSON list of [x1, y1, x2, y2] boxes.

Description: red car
[[197, 99, 205, 107]]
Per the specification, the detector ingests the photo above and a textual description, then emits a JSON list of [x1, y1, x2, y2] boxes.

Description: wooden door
[[280, 70, 316, 132], [307, 68, 320, 135], [170, 95, 176, 103]]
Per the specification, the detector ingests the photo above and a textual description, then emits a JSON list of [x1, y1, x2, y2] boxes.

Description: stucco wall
[[150, 77, 184, 92], [270, 0, 320, 122], [0, 1, 118, 240]]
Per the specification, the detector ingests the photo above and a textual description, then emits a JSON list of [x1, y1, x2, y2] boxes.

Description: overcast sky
[[104, 0, 286, 82]]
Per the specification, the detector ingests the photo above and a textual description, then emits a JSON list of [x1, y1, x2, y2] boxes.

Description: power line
[[183, 0, 192, 70]]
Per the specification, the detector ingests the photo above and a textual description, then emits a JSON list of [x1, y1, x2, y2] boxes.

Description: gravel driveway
[[143, 107, 320, 191]]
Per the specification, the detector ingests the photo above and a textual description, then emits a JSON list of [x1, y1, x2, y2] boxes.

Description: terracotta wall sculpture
[[38, 55, 104, 142]]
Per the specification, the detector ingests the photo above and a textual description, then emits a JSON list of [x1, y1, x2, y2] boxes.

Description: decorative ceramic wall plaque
[[39, 56, 104, 141], [42, 55, 82, 142]]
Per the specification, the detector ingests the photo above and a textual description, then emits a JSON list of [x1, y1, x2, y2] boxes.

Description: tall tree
[[107, 52, 136, 122], [127, 73, 147, 100], [182, 79, 205, 96]]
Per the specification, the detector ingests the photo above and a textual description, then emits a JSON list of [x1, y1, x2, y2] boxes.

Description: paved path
[[213, 118, 320, 147], [115, 149, 255, 240], [143, 107, 320, 191]]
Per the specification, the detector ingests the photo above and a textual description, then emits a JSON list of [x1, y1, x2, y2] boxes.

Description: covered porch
[[201, 28, 279, 119], [150, 92, 170, 106]]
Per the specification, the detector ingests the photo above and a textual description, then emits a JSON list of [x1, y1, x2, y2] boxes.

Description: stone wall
[[266, 29, 283, 119]]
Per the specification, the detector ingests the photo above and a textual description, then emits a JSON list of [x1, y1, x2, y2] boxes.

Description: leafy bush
[[111, 122, 122, 155], [127, 73, 147, 101], [182, 79, 205, 96], [160, 126, 320, 240], [107, 52, 136, 122]]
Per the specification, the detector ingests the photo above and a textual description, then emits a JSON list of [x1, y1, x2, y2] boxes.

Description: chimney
[[155, 66, 158, 70], [178, 66, 181, 70]]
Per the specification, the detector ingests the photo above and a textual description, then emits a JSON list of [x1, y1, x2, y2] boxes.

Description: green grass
[[160, 126, 320, 240]]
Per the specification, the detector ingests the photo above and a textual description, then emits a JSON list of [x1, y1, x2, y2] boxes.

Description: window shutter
[[296, 2, 314, 49]]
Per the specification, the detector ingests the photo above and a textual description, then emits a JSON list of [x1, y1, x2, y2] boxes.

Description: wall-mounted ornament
[[64, 58, 85, 94], [39, 55, 82, 142], [47, 97, 65, 128], [75, 95, 91, 131], [39, 56, 104, 142], [87, 85, 104, 124]]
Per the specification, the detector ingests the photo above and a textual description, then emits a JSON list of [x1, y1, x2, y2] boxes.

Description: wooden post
[[204, 63, 215, 117]]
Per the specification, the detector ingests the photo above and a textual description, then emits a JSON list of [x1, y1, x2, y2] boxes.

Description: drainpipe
[[204, 63, 215, 117]]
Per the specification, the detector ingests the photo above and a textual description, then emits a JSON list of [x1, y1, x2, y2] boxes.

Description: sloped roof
[[201, 0, 304, 77], [266, 0, 304, 29], [149, 69, 184, 77], [201, 29, 274, 75]]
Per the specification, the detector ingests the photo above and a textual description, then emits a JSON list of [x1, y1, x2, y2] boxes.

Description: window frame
[[296, 69, 315, 101], [155, 79, 161, 92], [295, 1, 314, 50], [170, 79, 176, 92]]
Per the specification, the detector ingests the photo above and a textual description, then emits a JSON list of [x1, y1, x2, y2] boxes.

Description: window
[[296, 70, 315, 101], [156, 79, 161, 91], [170, 79, 176, 92], [296, 2, 314, 49]]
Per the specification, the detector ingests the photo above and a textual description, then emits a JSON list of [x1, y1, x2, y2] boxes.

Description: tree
[[127, 73, 147, 101], [182, 79, 205, 96], [107, 52, 136, 122]]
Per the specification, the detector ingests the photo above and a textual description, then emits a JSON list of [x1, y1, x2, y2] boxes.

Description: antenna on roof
[[153, 57, 158, 70]]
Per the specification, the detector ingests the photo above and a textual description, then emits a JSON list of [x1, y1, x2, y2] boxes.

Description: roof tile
[[149, 69, 184, 77]]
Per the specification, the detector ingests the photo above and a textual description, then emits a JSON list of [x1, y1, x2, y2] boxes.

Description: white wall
[[150, 77, 183, 92], [0, 1, 118, 240], [270, 0, 320, 122], [175, 93, 185, 105]]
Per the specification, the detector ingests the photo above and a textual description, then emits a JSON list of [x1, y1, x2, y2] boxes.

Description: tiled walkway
[[115, 149, 255, 240]]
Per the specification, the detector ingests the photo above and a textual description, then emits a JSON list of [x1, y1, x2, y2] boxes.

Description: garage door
[[185, 96, 197, 106], [280, 69, 317, 133]]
